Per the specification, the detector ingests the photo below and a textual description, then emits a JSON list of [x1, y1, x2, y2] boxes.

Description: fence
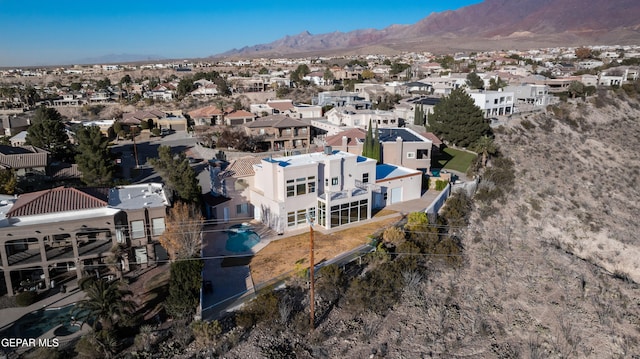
[[425, 183, 451, 223]]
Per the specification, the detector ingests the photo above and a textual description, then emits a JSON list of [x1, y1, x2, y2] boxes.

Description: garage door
[[390, 187, 402, 204]]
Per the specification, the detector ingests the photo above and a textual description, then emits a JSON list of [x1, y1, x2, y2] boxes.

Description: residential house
[[243, 115, 311, 151], [9, 131, 27, 147], [325, 107, 400, 128], [224, 110, 256, 126], [1, 115, 30, 137], [323, 127, 433, 173], [467, 89, 515, 118], [188, 105, 225, 126], [250, 149, 421, 233], [205, 157, 261, 223], [314, 91, 371, 109], [250, 150, 376, 233], [145, 83, 176, 101], [0, 184, 169, 296], [504, 84, 552, 107], [0, 145, 49, 177]]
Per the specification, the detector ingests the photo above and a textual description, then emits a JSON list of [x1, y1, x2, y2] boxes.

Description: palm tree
[[474, 135, 498, 169], [73, 278, 136, 331]]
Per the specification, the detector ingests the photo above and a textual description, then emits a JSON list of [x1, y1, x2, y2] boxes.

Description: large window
[[236, 203, 249, 215], [152, 218, 165, 236], [331, 177, 339, 185], [286, 176, 315, 197], [131, 220, 145, 239], [287, 207, 316, 227], [327, 200, 368, 228]]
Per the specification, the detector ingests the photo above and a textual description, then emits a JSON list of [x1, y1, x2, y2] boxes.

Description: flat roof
[[263, 150, 367, 168], [377, 128, 431, 143], [376, 164, 421, 181], [108, 183, 169, 209]]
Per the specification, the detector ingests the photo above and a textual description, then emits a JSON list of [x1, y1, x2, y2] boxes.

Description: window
[[296, 182, 306, 195], [152, 218, 165, 236], [362, 173, 369, 184], [287, 212, 296, 227], [331, 177, 338, 185], [236, 203, 248, 214], [308, 180, 316, 193], [287, 185, 295, 197], [407, 152, 416, 159], [131, 220, 145, 239]]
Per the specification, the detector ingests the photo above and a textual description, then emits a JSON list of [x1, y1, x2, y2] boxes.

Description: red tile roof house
[[188, 105, 225, 126], [224, 110, 256, 126], [0, 183, 170, 296]]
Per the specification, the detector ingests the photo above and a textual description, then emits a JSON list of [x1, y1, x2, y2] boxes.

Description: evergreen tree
[[150, 145, 201, 203], [466, 72, 484, 89], [0, 169, 17, 194], [363, 119, 373, 158], [165, 260, 204, 319], [372, 122, 381, 163], [414, 104, 425, 126], [427, 88, 490, 148], [75, 125, 114, 186], [26, 106, 72, 161]]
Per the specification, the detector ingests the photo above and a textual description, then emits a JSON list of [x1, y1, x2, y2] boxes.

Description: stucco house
[[249, 149, 422, 233], [0, 183, 170, 296], [243, 115, 311, 151]]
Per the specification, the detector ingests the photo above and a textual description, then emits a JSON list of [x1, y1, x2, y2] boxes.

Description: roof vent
[[324, 146, 332, 155]]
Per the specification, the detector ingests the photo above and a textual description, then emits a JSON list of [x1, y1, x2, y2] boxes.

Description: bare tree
[[159, 202, 204, 260]]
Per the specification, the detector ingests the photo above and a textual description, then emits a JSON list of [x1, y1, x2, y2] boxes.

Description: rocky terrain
[[221, 0, 640, 58], [204, 89, 640, 358]]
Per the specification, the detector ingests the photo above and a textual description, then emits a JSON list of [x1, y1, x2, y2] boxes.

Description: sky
[[0, 0, 482, 67]]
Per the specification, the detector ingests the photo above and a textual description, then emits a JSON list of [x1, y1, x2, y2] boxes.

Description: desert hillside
[[201, 89, 640, 358]]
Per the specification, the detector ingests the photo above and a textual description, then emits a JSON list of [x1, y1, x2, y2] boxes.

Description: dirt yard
[[249, 210, 401, 284]]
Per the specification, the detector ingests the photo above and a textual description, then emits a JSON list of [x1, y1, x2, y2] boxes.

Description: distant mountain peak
[[219, 0, 640, 57]]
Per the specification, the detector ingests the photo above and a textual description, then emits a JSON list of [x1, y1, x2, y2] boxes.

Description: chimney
[[397, 136, 403, 165], [341, 136, 348, 149], [324, 145, 332, 155]]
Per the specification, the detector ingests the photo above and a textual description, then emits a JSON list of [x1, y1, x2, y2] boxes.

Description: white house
[[250, 149, 422, 233], [467, 89, 515, 118]]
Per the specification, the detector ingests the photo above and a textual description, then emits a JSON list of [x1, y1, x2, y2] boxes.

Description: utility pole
[[132, 126, 140, 169], [309, 219, 315, 331]]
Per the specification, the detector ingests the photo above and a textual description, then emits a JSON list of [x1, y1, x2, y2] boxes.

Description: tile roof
[[267, 100, 294, 112], [225, 110, 256, 119], [6, 186, 109, 217], [122, 109, 166, 123], [323, 128, 366, 147], [49, 163, 82, 179], [188, 105, 224, 119], [0, 145, 49, 169], [244, 116, 308, 129], [225, 156, 262, 177]]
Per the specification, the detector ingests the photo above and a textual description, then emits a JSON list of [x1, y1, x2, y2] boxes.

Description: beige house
[[243, 115, 311, 151], [0, 183, 169, 296]]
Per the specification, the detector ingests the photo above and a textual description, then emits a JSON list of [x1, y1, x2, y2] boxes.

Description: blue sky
[[0, 0, 482, 67]]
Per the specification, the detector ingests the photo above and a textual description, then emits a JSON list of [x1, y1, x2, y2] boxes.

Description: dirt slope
[[217, 90, 640, 358]]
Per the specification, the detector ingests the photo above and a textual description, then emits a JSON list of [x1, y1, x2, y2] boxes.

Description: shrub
[[16, 291, 37, 307], [382, 226, 405, 245], [235, 289, 279, 328], [316, 264, 346, 304], [435, 179, 449, 191], [191, 320, 222, 349]]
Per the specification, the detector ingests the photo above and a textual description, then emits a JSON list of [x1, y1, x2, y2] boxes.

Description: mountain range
[[220, 0, 640, 58]]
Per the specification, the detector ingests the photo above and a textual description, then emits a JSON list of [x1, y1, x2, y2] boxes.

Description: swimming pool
[[0, 304, 86, 339], [225, 227, 260, 253]]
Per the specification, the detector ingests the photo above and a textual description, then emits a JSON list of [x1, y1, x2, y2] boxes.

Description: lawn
[[435, 147, 477, 173]]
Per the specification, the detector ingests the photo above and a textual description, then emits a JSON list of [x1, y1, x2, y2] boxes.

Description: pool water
[[225, 230, 260, 252], [0, 304, 86, 338]]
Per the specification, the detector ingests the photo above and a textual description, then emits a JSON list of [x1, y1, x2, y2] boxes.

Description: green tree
[[119, 74, 132, 85], [323, 67, 335, 82], [176, 78, 195, 99], [73, 278, 136, 331], [290, 64, 311, 86], [96, 77, 111, 90], [258, 67, 269, 75], [473, 135, 498, 169], [488, 76, 507, 91], [362, 119, 380, 162], [75, 126, 114, 186], [568, 81, 586, 99], [26, 106, 72, 161], [414, 104, 425, 126], [70, 82, 83, 91], [466, 72, 484, 89], [0, 169, 17, 194], [427, 88, 490, 148], [150, 146, 201, 203], [165, 260, 204, 319]]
